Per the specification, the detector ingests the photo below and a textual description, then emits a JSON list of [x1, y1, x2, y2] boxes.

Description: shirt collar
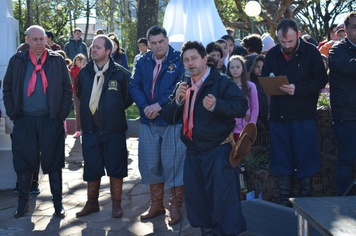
[[280, 38, 301, 54], [347, 38, 356, 48], [201, 67, 211, 84], [152, 49, 169, 63]]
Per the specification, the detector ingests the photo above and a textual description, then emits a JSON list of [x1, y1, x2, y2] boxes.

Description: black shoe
[[14, 202, 29, 218], [12, 182, 19, 194], [30, 181, 40, 194]]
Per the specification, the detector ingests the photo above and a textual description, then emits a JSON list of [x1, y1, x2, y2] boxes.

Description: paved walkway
[[0, 136, 256, 236]]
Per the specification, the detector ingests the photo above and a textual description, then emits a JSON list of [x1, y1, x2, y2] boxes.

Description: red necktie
[[27, 50, 48, 97]]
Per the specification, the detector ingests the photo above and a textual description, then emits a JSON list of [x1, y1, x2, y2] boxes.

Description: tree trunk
[[26, 0, 33, 29], [109, 0, 115, 32], [68, 0, 73, 35], [84, 0, 89, 43], [18, 0, 22, 39], [34, 0, 39, 24], [136, 0, 158, 53]]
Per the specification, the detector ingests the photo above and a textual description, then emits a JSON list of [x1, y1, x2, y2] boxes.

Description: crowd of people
[[0, 11, 356, 236]]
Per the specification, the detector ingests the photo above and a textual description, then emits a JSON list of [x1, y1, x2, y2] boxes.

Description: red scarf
[[70, 66, 81, 93], [27, 50, 48, 97], [183, 66, 209, 140], [70, 65, 81, 79]]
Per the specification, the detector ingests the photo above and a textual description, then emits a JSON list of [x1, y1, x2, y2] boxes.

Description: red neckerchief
[[27, 50, 48, 97]]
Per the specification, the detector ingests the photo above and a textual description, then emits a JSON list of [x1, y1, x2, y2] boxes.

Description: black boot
[[278, 175, 293, 207], [14, 172, 33, 218], [49, 170, 65, 218], [299, 177, 312, 197]]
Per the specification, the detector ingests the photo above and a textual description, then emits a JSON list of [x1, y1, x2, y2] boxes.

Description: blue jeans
[[333, 121, 356, 195]]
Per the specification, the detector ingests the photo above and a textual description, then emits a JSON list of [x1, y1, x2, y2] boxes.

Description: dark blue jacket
[[162, 66, 248, 156], [261, 39, 328, 121], [76, 58, 133, 134], [64, 37, 88, 61], [329, 38, 356, 121], [129, 45, 185, 126], [112, 51, 128, 69]]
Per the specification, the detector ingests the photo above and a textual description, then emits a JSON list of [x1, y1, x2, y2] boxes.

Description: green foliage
[[125, 103, 140, 119], [254, 151, 270, 169], [317, 93, 330, 108], [121, 18, 137, 66], [215, 0, 241, 22], [12, 0, 73, 44]]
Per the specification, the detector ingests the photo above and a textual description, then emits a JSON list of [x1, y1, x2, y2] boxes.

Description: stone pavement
[[0, 136, 258, 236]]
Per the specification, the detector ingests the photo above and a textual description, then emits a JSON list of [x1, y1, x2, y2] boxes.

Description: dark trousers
[[333, 121, 356, 195], [184, 143, 247, 235], [82, 125, 128, 182], [12, 115, 65, 174], [269, 120, 320, 178]]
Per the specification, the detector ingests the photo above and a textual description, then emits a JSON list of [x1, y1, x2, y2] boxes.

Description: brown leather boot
[[76, 179, 101, 217], [110, 177, 123, 218], [168, 186, 184, 225], [141, 183, 165, 220]]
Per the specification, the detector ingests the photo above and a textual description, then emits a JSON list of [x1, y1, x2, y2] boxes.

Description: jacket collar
[[345, 38, 356, 50], [143, 45, 180, 64], [15, 48, 59, 60], [276, 38, 307, 56], [200, 66, 223, 87]]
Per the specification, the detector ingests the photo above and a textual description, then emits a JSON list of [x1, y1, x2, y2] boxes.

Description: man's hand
[[176, 82, 189, 104], [280, 84, 295, 95], [203, 94, 216, 111], [144, 102, 162, 119]]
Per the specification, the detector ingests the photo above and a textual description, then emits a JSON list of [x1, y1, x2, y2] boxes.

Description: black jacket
[[162, 66, 248, 156], [261, 39, 328, 121], [329, 38, 356, 121], [3, 49, 73, 120], [76, 58, 133, 134]]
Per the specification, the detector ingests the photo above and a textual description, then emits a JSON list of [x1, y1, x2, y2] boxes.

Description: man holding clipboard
[[261, 19, 328, 207]]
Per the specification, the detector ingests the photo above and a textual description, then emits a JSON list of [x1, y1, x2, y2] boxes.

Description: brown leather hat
[[229, 122, 257, 168]]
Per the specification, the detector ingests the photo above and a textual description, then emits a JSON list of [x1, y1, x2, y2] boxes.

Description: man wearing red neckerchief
[[162, 41, 248, 235], [3, 25, 72, 218]]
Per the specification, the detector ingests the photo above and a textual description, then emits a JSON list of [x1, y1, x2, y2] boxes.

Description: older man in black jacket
[[261, 19, 328, 207], [329, 12, 356, 196], [75, 35, 133, 218], [3, 25, 72, 218]]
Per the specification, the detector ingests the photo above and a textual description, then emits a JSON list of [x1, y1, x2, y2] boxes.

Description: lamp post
[[245, 1, 261, 34]]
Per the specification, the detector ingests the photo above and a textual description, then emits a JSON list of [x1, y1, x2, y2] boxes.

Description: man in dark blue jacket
[[162, 41, 248, 235], [3, 25, 72, 218], [329, 12, 356, 196], [129, 25, 186, 225], [64, 28, 88, 61], [75, 35, 133, 218], [261, 19, 328, 206]]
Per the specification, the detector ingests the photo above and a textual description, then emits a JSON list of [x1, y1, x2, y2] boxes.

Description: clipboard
[[258, 76, 290, 96]]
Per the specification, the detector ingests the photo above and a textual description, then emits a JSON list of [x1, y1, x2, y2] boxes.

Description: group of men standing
[[2, 11, 356, 236]]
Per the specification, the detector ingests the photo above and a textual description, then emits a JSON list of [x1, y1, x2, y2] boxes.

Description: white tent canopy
[[163, 0, 227, 51]]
